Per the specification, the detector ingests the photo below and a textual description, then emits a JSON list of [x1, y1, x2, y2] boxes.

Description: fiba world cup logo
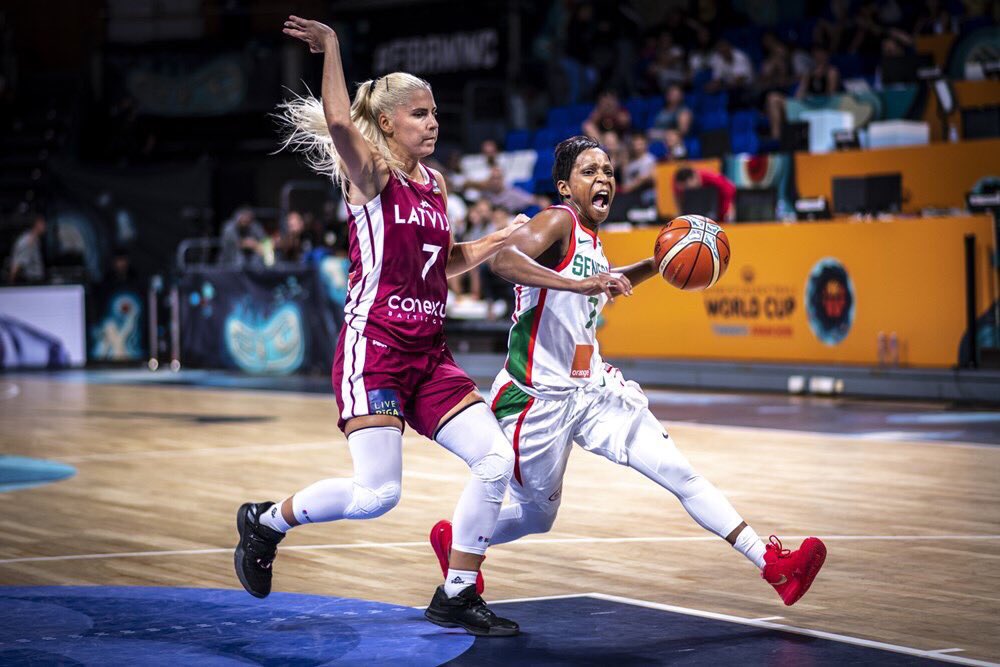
[[805, 258, 855, 345]]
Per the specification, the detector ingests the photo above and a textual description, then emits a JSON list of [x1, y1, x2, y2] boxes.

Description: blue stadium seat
[[643, 96, 665, 120], [730, 131, 759, 155], [696, 109, 729, 133], [504, 129, 532, 151], [729, 110, 760, 134], [691, 68, 713, 91], [532, 149, 555, 181], [546, 106, 571, 128], [684, 136, 702, 159], [698, 91, 729, 113], [568, 103, 593, 125], [648, 140, 669, 161], [532, 127, 563, 152], [625, 98, 648, 130]]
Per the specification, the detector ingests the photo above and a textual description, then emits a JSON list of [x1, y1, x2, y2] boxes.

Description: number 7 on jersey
[[421, 243, 442, 280]]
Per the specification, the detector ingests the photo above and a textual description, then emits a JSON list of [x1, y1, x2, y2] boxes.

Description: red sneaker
[[429, 519, 485, 595], [761, 535, 826, 606]]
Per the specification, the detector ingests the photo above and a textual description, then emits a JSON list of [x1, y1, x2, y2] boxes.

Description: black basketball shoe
[[234, 501, 285, 598], [424, 584, 520, 636]]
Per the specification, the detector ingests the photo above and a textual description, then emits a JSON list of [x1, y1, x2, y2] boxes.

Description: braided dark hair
[[551, 135, 607, 197]]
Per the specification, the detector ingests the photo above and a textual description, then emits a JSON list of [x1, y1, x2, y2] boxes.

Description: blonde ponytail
[[276, 72, 433, 187]]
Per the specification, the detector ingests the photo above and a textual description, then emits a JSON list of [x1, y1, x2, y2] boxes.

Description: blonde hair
[[276, 72, 432, 186]]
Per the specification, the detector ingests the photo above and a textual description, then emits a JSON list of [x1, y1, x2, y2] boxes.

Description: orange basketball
[[653, 215, 731, 291]]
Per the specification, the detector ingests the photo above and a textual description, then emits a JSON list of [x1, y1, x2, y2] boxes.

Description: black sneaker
[[234, 501, 285, 598], [424, 584, 519, 637]]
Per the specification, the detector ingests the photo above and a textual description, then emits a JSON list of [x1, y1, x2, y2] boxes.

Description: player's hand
[[574, 272, 632, 301], [510, 213, 530, 227], [283, 15, 336, 53]]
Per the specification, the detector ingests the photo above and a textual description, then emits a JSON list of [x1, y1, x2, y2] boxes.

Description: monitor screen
[[681, 186, 719, 219], [735, 188, 777, 222], [832, 176, 867, 214]]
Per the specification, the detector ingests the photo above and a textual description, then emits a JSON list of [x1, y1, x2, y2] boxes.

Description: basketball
[[653, 215, 731, 291]]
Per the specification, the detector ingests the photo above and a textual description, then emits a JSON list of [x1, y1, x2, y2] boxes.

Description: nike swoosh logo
[[771, 575, 788, 585]]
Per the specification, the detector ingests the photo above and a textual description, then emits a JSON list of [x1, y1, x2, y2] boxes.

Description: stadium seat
[[730, 131, 760, 155], [648, 140, 669, 161], [730, 110, 760, 135], [696, 109, 729, 133], [691, 68, 713, 91], [546, 106, 571, 128], [504, 129, 532, 151], [533, 127, 563, 152], [684, 136, 702, 159], [625, 98, 648, 130], [698, 91, 729, 113]]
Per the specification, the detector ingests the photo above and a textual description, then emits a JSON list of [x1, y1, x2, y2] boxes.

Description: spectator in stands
[[687, 25, 715, 76], [797, 44, 842, 98], [673, 167, 737, 222], [276, 210, 305, 264], [599, 130, 628, 181], [813, 0, 856, 54], [764, 43, 842, 141], [219, 206, 265, 267], [850, 1, 888, 57], [449, 199, 493, 299], [620, 134, 657, 202], [582, 90, 631, 138], [874, 31, 917, 90], [481, 165, 535, 213], [705, 38, 755, 104], [646, 32, 687, 93], [649, 83, 692, 158], [913, 0, 957, 34], [6, 214, 46, 284]]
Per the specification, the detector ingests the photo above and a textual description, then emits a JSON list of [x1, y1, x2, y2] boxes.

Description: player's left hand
[[511, 213, 530, 227], [283, 15, 336, 53]]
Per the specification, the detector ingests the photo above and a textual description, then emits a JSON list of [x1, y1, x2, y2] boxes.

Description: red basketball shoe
[[430, 520, 485, 595], [761, 535, 826, 606]]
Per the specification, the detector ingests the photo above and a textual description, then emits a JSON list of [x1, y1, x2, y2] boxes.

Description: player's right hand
[[574, 272, 632, 301], [283, 15, 336, 53]]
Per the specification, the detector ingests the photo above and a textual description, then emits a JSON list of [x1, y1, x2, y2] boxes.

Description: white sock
[[444, 568, 479, 597], [733, 525, 767, 569], [259, 502, 292, 533]]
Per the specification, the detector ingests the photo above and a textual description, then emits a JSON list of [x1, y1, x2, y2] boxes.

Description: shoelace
[[768, 535, 791, 558]]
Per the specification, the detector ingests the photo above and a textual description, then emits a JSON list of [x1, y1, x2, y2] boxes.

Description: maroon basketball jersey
[[344, 164, 451, 351]]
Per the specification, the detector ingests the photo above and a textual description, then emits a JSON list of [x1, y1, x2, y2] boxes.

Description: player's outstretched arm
[[614, 257, 658, 288], [490, 208, 632, 300], [282, 15, 382, 199]]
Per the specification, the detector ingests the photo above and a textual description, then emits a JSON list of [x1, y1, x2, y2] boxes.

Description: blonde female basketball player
[[234, 17, 617, 637], [430, 135, 826, 606]]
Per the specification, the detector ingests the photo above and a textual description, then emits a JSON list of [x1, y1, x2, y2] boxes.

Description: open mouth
[[592, 190, 610, 211]]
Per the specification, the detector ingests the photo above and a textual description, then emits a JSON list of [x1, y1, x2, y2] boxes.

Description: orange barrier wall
[[598, 215, 996, 368], [794, 139, 1000, 213], [654, 158, 722, 218], [922, 79, 1000, 142]]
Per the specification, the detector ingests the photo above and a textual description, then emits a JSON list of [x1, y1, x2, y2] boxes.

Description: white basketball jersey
[[503, 205, 611, 399]]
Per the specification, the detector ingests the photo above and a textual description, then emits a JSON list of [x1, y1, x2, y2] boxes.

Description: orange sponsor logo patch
[[571, 344, 594, 378]]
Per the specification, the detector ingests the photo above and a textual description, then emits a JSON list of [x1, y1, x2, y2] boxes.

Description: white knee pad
[[344, 481, 401, 519], [437, 402, 515, 504], [470, 443, 515, 504]]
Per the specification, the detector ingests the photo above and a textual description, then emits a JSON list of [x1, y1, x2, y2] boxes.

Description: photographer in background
[[6, 215, 47, 284], [219, 206, 265, 267]]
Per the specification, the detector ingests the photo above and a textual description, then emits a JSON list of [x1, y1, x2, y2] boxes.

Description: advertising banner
[[179, 264, 345, 374], [598, 215, 996, 368], [89, 286, 146, 363], [0, 286, 86, 369]]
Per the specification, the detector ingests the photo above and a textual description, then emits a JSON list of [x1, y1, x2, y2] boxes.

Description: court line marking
[[0, 383, 20, 400], [579, 592, 997, 667], [666, 420, 999, 450], [2, 534, 998, 565]]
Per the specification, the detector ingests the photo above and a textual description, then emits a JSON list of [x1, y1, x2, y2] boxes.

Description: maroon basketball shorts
[[332, 325, 478, 438]]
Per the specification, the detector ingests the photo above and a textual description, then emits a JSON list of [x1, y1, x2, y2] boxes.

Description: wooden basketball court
[[1, 376, 998, 664]]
